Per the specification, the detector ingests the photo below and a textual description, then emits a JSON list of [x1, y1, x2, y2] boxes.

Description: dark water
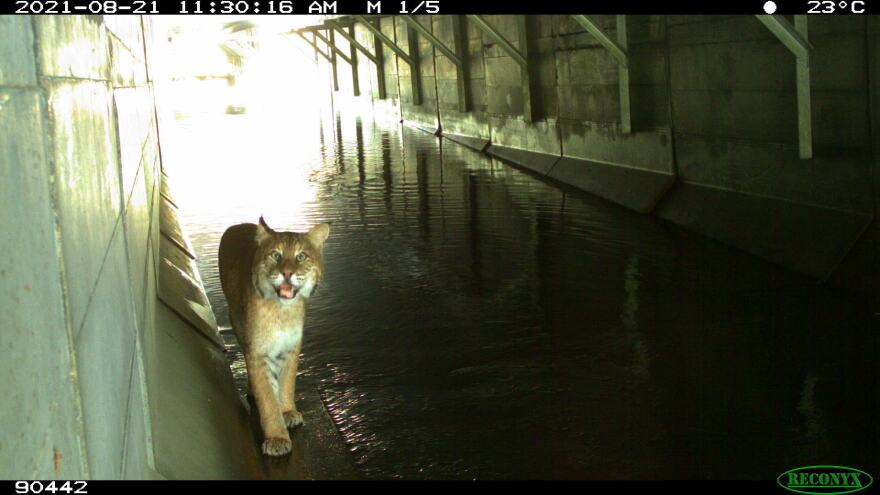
[[160, 93, 878, 480]]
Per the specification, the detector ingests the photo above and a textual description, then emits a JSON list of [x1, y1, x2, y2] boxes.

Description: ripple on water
[[162, 103, 880, 480]]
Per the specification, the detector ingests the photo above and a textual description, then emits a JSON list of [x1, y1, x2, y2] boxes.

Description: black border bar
[[4, 0, 879, 15]]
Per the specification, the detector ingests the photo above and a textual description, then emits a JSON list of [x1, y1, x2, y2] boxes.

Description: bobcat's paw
[[262, 436, 292, 456], [283, 410, 304, 429]]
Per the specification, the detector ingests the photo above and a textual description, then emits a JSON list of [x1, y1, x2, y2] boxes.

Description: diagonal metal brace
[[326, 21, 379, 65], [314, 30, 353, 65], [296, 31, 332, 63], [755, 15, 813, 62], [352, 15, 416, 67], [756, 15, 813, 159], [570, 15, 631, 132], [571, 15, 628, 67], [400, 16, 462, 67], [466, 15, 527, 67]]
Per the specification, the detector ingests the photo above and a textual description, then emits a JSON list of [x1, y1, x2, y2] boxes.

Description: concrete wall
[[331, 15, 879, 297], [1, 15, 260, 479]]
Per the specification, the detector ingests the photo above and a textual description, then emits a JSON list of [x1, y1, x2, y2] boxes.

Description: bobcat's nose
[[281, 268, 295, 281]]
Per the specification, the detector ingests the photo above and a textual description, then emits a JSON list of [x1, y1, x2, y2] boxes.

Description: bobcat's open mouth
[[276, 282, 298, 300]]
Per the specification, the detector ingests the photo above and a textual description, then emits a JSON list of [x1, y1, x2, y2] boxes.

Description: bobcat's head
[[251, 216, 330, 304]]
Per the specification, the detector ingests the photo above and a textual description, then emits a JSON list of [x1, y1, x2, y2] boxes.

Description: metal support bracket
[[346, 25, 360, 97], [296, 31, 332, 63], [314, 28, 360, 96], [353, 15, 421, 104], [401, 16, 461, 65], [327, 21, 379, 64], [756, 14, 813, 159], [467, 15, 526, 67], [401, 16, 470, 112], [467, 14, 536, 122], [327, 20, 386, 99], [314, 30, 352, 65], [571, 15, 631, 133], [353, 15, 415, 65]]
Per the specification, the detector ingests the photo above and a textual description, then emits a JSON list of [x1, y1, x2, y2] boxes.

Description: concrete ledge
[[159, 195, 195, 259], [159, 236, 201, 283], [485, 144, 560, 175], [157, 186, 221, 347], [656, 182, 874, 280], [403, 119, 440, 136], [560, 122, 675, 178], [441, 132, 490, 152], [158, 256, 222, 348], [547, 157, 675, 214], [160, 178, 179, 208], [147, 300, 263, 479]]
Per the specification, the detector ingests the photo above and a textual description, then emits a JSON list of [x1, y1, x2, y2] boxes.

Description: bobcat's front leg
[[245, 353, 291, 456], [280, 342, 303, 428]]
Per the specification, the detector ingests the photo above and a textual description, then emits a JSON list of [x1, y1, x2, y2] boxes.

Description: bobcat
[[218, 216, 330, 456]]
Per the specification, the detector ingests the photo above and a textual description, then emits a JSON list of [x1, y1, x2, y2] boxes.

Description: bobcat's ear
[[255, 215, 274, 244], [307, 223, 331, 247]]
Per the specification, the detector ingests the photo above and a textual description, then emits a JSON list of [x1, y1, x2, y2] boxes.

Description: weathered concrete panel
[[160, 176, 179, 208], [0, 17, 37, 86], [0, 88, 88, 479], [560, 122, 673, 172], [817, 15, 879, 296], [143, 111, 160, 193], [488, 115, 561, 157], [122, 339, 158, 479], [147, 301, 262, 479], [400, 105, 439, 130], [486, 144, 559, 176], [667, 16, 776, 45], [657, 182, 872, 279], [35, 16, 110, 80], [630, 84, 669, 129], [673, 90, 869, 149], [75, 230, 137, 479], [159, 235, 200, 283], [104, 16, 145, 59], [438, 110, 491, 145], [443, 132, 490, 152], [667, 15, 861, 46], [670, 35, 865, 93], [674, 135, 874, 214], [46, 80, 122, 335], [557, 83, 619, 123], [158, 256, 221, 348], [159, 196, 195, 258], [551, 121, 675, 213], [125, 167, 150, 329], [556, 48, 617, 86], [547, 157, 673, 213], [115, 87, 152, 201], [110, 36, 147, 88]]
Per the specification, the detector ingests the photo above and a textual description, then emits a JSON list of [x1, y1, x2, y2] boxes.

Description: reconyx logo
[[778, 466, 873, 495]]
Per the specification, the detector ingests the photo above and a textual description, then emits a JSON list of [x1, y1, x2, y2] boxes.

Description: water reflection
[[160, 93, 879, 480]]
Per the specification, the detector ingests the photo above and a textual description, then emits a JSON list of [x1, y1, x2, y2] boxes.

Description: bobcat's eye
[[271, 251, 282, 262], [296, 252, 306, 262]]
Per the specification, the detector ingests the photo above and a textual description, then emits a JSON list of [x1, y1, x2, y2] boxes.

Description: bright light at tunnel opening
[[150, 15, 331, 231]]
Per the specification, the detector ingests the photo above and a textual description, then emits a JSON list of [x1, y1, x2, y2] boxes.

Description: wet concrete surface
[[159, 94, 879, 479], [221, 334, 359, 480]]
